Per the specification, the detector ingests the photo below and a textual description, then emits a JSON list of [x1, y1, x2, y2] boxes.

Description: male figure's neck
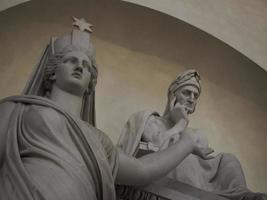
[[49, 85, 83, 118], [162, 114, 175, 128]]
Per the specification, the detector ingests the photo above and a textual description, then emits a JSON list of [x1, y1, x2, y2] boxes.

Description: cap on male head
[[163, 69, 201, 115], [168, 69, 201, 97], [50, 17, 95, 60]]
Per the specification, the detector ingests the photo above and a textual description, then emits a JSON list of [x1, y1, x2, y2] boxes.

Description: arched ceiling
[[123, 0, 267, 71], [0, 0, 29, 12], [1, 0, 267, 71]]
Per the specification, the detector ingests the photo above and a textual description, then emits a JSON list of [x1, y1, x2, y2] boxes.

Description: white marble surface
[[0, 0, 266, 192]]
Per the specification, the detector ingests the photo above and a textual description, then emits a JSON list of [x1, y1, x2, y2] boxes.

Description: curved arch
[[123, 0, 267, 71]]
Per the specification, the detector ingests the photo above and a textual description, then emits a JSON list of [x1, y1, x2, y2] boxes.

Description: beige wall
[[2, 0, 267, 71], [0, 0, 29, 12], [124, 0, 267, 71], [0, 0, 266, 192]]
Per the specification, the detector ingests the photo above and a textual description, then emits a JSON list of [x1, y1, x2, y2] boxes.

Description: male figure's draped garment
[[118, 111, 250, 200], [0, 95, 118, 200]]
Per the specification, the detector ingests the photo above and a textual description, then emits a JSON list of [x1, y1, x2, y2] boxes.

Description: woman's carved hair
[[43, 45, 98, 97]]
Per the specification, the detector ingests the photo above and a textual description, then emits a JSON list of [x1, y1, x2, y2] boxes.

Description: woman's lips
[[72, 72, 82, 79]]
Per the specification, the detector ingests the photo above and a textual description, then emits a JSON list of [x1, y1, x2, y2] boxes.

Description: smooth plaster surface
[[124, 0, 267, 71], [0, 0, 266, 192], [0, 0, 29, 12], [2, 0, 267, 71]]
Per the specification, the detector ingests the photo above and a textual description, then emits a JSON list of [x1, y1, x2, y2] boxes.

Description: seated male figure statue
[[0, 19, 217, 200], [118, 70, 267, 200]]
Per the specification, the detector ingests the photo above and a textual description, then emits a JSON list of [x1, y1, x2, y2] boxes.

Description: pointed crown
[[50, 17, 95, 59]]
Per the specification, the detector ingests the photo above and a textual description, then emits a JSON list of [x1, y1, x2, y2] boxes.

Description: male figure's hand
[[169, 102, 189, 125]]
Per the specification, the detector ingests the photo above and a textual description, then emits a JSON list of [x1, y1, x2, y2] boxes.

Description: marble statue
[[0, 18, 220, 200], [118, 70, 267, 200]]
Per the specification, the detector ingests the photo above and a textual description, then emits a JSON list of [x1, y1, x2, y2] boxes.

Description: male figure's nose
[[187, 93, 194, 103]]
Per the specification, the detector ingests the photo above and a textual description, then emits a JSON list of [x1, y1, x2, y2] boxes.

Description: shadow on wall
[[0, 0, 267, 112]]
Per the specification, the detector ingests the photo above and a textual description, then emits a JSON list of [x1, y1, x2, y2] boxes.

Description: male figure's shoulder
[[128, 110, 160, 125], [129, 110, 158, 119], [145, 113, 163, 131]]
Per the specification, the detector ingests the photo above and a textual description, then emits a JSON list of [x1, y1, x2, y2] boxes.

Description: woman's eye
[[63, 57, 77, 64], [70, 57, 77, 63], [83, 61, 90, 69]]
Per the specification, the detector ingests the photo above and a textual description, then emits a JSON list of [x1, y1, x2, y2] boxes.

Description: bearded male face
[[164, 69, 201, 116], [174, 85, 200, 114]]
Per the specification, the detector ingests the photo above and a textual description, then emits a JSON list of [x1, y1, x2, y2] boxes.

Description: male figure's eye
[[182, 90, 190, 96]]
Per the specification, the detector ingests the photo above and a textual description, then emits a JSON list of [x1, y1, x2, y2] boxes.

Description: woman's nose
[[75, 64, 83, 73]]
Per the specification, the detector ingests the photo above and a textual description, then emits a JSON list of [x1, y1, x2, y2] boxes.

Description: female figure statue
[[0, 18, 213, 200]]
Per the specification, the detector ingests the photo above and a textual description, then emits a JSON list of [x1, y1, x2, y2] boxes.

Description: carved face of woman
[[55, 50, 93, 96], [174, 85, 200, 114]]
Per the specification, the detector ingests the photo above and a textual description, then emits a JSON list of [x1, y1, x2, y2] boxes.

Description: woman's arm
[[115, 131, 214, 186]]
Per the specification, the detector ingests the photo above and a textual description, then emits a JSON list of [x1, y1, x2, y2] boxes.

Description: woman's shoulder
[[25, 104, 60, 119], [23, 104, 64, 130]]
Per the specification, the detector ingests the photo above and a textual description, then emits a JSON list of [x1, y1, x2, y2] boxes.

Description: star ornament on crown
[[50, 17, 95, 59], [72, 17, 93, 33]]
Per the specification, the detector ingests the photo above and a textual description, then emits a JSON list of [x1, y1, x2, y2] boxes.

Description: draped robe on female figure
[[0, 95, 118, 200], [0, 18, 119, 200]]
